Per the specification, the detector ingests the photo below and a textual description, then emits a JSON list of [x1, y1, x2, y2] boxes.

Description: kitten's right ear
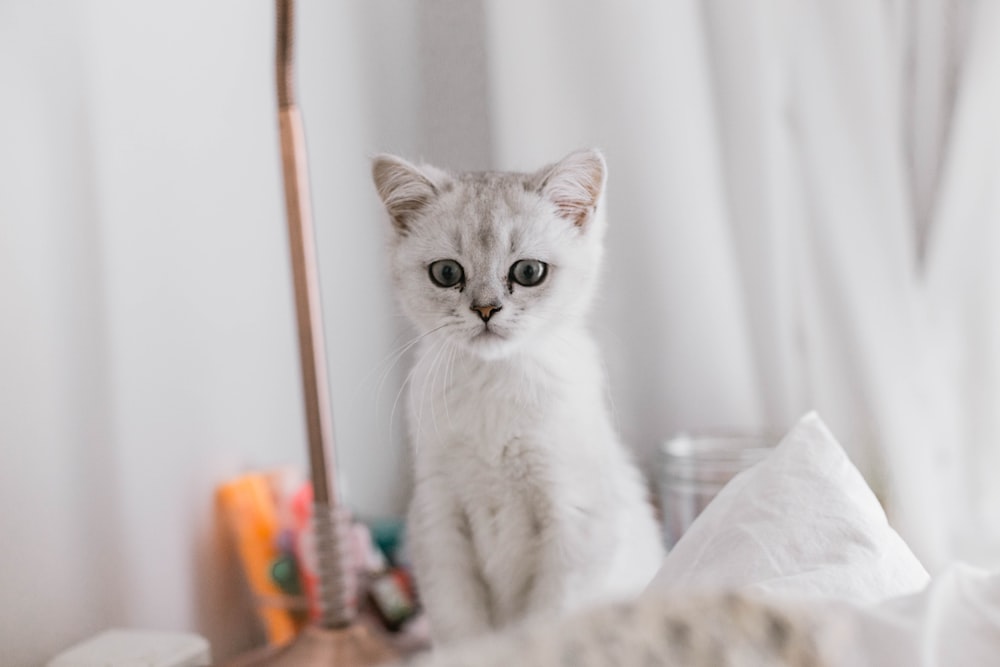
[[371, 154, 446, 232], [533, 149, 607, 228]]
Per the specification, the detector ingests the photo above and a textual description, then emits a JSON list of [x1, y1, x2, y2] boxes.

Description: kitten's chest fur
[[410, 330, 607, 479], [411, 330, 602, 516], [409, 331, 632, 624]]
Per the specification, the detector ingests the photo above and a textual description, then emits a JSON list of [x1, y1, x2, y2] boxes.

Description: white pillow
[[645, 412, 929, 604]]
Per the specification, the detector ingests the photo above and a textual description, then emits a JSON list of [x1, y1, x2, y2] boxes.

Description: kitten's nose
[[471, 303, 502, 322]]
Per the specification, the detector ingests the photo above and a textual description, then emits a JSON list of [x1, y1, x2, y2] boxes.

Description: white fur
[[373, 150, 664, 644]]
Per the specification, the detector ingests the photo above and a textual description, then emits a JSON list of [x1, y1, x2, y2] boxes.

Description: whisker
[[389, 353, 424, 450], [411, 337, 447, 447], [346, 323, 444, 405], [372, 323, 451, 434], [387, 327, 450, 448], [372, 323, 448, 402], [443, 342, 458, 429], [426, 338, 450, 441]]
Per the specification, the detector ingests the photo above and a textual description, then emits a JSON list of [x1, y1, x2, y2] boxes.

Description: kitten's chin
[[464, 329, 519, 360]]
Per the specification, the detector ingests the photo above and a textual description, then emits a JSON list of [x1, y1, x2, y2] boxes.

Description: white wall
[[0, 1, 469, 664], [0, 4, 124, 662]]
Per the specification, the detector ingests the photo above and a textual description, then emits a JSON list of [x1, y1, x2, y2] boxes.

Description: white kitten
[[372, 149, 664, 645]]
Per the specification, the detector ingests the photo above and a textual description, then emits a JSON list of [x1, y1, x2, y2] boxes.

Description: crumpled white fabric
[[826, 563, 1000, 667], [646, 411, 930, 602], [646, 412, 1000, 665]]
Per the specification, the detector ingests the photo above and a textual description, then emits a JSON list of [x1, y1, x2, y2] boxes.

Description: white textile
[[647, 412, 929, 603], [829, 563, 1000, 667], [647, 412, 1000, 665]]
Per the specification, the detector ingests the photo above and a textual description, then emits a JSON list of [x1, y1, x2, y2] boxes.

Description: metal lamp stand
[[228, 1, 399, 664]]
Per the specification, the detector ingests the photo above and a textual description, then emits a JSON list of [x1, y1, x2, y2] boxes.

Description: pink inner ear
[[552, 198, 594, 227], [540, 151, 606, 227], [372, 156, 441, 231]]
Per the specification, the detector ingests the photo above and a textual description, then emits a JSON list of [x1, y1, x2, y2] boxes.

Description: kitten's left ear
[[534, 149, 607, 228]]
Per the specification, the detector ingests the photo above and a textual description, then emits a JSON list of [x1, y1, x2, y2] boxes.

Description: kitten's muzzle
[[472, 303, 502, 322]]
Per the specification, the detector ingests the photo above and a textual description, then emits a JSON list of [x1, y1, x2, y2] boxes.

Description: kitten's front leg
[[409, 481, 493, 644], [523, 548, 575, 619], [522, 502, 600, 619]]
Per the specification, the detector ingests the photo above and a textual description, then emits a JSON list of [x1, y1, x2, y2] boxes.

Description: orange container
[[217, 474, 301, 645]]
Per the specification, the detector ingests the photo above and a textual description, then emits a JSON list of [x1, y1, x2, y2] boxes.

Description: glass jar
[[658, 434, 775, 549]]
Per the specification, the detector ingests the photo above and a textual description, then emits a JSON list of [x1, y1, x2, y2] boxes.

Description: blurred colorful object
[[216, 473, 304, 645], [219, 471, 420, 644]]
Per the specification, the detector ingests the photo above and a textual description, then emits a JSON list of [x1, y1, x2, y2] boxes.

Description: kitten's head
[[372, 149, 607, 360]]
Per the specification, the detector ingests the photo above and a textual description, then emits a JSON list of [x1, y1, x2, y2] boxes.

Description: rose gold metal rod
[[226, 4, 400, 662], [276, 0, 334, 509], [275, 0, 353, 629]]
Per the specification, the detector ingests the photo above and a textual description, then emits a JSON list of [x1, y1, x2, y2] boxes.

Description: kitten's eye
[[428, 259, 464, 288], [510, 259, 548, 287]]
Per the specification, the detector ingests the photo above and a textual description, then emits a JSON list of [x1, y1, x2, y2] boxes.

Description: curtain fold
[[924, 0, 1000, 563], [485, 0, 765, 466], [484, 0, 1000, 570]]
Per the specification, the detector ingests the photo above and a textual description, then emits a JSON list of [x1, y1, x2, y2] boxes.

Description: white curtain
[[3, 1, 999, 663], [484, 0, 1000, 571]]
